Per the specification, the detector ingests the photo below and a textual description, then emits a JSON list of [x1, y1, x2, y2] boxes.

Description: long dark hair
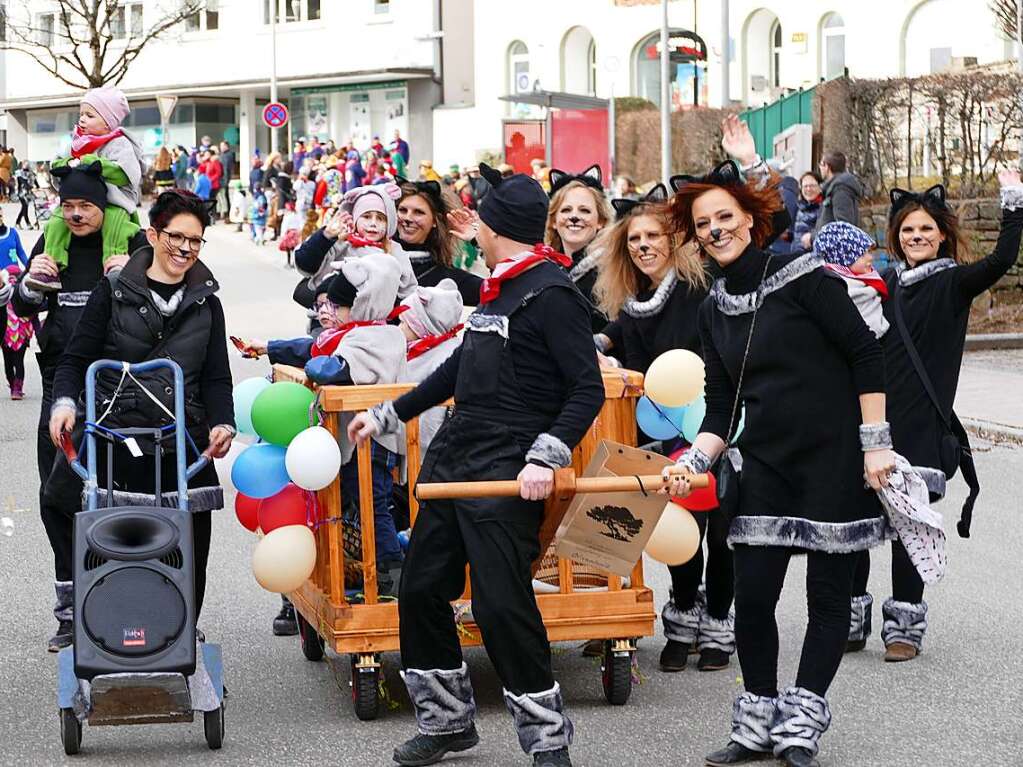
[[398, 181, 455, 267]]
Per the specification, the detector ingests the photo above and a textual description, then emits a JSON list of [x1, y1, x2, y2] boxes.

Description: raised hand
[[447, 208, 480, 242], [324, 209, 353, 240], [721, 114, 758, 168]]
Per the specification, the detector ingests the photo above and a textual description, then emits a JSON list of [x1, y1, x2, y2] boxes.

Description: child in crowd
[[1, 265, 32, 399], [300, 209, 320, 243], [813, 221, 889, 338], [278, 201, 303, 268], [193, 166, 212, 201], [250, 187, 268, 244], [229, 180, 249, 233], [30, 87, 144, 291]]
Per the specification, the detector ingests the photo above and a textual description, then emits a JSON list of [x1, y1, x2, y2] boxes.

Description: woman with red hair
[[665, 118, 895, 767]]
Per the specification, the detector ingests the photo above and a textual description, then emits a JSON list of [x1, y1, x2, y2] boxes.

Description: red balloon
[[668, 446, 718, 512], [235, 493, 261, 532], [257, 483, 310, 534]]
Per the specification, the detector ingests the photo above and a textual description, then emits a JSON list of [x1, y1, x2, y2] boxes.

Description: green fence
[[739, 87, 816, 159]]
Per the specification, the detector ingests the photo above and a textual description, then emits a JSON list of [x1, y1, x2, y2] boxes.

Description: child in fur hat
[[295, 182, 417, 303], [814, 221, 889, 338], [37, 87, 145, 290]]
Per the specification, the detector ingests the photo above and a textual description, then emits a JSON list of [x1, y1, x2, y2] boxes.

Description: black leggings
[[2, 344, 25, 383], [734, 545, 856, 698], [669, 509, 734, 619], [16, 198, 32, 228], [851, 540, 924, 603]]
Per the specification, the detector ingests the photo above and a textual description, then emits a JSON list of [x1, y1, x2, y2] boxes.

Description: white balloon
[[251, 524, 317, 593], [285, 426, 342, 491], [645, 503, 701, 566], [645, 349, 705, 408], [215, 439, 249, 493]]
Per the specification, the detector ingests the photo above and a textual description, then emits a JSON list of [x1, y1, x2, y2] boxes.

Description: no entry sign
[[263, 102, 289, 129]]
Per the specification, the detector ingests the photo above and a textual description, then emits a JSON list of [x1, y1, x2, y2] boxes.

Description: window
[[632, 31, 706, 109], [37, 13, 54, 47], [129, 3, 143, 36], [770, 21, 783, 87], [820, 13, 845, 80], [0, 6, 6, 43], [509, 40, 530, 95], [185, 0, 217, 32], [375, 0, 390, 14], [265, 0, 319, 24], [111, 6, 126, 38], [205, 0, 218, 30], [308, 0, 320, 20]]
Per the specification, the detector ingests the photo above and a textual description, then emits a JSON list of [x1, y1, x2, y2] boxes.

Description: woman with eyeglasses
[[47, 189, 234, 632]]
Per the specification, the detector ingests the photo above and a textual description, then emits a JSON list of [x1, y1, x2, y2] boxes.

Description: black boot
[[47, 619, 73, 653], [392, 724, 479, 766], [533, 747, 572, 766], [659, 639, 691, 672], [273, 598, 299, 636], [698, 647, 731, 671], [704, 742, 773, 766], [779, 746, 820, 767]]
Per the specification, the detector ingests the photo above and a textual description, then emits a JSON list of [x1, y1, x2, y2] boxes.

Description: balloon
[[231, 443, 290, 499], [217, 439, 248, 492], [645, 349, 705, 407], [635, 396, 686, 441], [233, 377, 271, 437], [645, 503, 701, 566], [286, 426, 342, 491], [251, 381, 316, 446], [668, 447, 718, 512], [258, 483, 310, 534], [235, 493, 261, 532], [251, 524, 317, 593], [681, 394, 707, 442]]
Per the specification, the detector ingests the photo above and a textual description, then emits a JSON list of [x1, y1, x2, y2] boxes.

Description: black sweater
[[398, 240, 482, 307], [393, 263, 605, 455], [619, 274, 707, 374], [567, 245, 624, 352], [882, 204, 1023, 470], [700, 246, 885, 535]]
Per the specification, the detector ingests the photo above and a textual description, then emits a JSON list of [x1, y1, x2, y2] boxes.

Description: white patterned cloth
[[875, 454, 946, 584]]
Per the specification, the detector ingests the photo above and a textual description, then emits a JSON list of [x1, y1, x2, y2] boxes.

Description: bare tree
[[990, 0, 1020, 42], [1, 0, 207, 90]]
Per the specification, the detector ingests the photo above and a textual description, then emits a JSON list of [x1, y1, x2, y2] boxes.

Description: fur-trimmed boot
[[394, 663, 480, 766], [697, 612, 735, 671], [504, 682, 574, 762], [881, 598, 927, 662], [47, 581, 73, 653], [704, 693, 776, 765], [771, 687, 831, 766], [660, 596, 702, 671], [845, 593, 873, 653]]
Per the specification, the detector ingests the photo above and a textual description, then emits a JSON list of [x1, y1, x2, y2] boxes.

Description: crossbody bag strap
[[893, 285, 950, 429], [723, 256, 773, 448]]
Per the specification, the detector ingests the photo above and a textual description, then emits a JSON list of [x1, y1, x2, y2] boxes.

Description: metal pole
[[609, 82, 616, 181], [270, 0, 279, 155], [660, 0, 671, 185], [721, 0, 730, 107]]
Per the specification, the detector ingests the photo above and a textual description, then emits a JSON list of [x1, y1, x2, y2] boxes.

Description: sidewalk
[[957, 350, 1023, 443]]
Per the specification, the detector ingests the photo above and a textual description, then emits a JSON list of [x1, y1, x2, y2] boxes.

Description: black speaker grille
[[159, 547, 184, 569], [84, 549, 108, 571]]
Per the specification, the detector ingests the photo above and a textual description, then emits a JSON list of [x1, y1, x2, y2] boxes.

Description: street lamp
[[660, 0, 671, 186]]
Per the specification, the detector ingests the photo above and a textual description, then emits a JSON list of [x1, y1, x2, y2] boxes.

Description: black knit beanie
[[315, 275, 334, 298], [326, 272, 358, 308], [53, 160, 108, 211], [477, 163, 548, 245]]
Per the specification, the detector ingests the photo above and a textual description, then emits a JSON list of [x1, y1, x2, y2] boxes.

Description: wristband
[[368, 400, 401, 436], [859, 422, 892, 452], [678, 447, 712, 475]]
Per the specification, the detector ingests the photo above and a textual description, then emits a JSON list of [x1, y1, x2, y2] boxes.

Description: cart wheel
[[351, 654, 381, 721], [60, 708, 82, 755], [296, 611, 324, 662], [203, 704, 224, 750], [601, 641, 633, 706]]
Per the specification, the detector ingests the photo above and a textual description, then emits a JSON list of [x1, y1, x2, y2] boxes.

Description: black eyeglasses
[[159, 230, 206, 253]]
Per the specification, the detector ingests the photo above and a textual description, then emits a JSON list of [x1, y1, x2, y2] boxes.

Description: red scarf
[[311, 306, 407, 357], [407, 324, 463, 360], [347, 233, 384, 249], [479, 244, 572, 304], [70, 125, 124, 158], [823, 263, 889, 299]]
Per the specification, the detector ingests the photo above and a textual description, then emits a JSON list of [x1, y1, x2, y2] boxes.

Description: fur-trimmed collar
[[405, 248, 434, 265], [898, 257, 956, 287], [710, 253, 821, 315], [622, 270, 678, 318], [569, 247, 602, 281]]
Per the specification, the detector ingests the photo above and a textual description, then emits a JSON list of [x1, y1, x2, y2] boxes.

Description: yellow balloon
[[645, 349, 705, 407], [251, 524, 317, 593], [645, 503, 701, 566]]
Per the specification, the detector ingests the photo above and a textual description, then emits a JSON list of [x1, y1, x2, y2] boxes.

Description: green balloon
[[250, 382, 316, 446]]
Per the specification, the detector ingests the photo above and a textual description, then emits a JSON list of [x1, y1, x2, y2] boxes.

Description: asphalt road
[[1, 218, 1021, 767]]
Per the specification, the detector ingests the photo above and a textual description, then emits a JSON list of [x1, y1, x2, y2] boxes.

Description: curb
[[962, 417, 1023, 446], [964, 333, 1023, 351]]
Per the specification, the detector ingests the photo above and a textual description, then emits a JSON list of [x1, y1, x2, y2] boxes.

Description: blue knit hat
[[813, 222, 875, 268]]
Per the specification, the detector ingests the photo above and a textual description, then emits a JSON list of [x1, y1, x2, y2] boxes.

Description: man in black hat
[[349, 165, 604, 767], [11, 160, 148, 652]]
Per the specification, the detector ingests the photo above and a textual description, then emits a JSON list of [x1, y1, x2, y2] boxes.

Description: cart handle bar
[[415, 471, 710, 501]]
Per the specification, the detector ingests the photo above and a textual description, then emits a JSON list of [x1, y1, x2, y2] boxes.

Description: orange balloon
[[645, 504, 701, 566]]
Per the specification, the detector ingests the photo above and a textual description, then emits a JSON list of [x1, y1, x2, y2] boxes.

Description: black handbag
[[892, 283, 979, 537], [715, 257, 772, 524]]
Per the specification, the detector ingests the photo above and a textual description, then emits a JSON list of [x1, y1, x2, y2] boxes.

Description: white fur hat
[[341, 183, 401, 239], [340, 253, 401, 322], [400, 278, 463, 338]]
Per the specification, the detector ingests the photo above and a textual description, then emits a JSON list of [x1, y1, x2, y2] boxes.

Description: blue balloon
[[231, 443, 290, 499], [233, 377, 271, 437], [636, 396, 686, 441], [681, 394, 707, 442]]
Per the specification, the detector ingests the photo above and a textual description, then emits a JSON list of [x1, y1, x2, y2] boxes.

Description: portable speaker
[[73, 505, 196, 681]]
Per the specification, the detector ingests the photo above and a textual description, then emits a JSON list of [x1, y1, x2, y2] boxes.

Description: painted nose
[[639, 244, 650, 253], [710, 228, 723, 241], [568, 216, 581, 224]]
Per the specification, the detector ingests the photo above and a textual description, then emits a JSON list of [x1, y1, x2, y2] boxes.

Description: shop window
[[37, 13, 54, 47], [632, 31, 707, 109]]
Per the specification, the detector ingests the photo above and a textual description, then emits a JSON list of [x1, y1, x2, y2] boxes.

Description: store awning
[[499, 90, 608, 110]]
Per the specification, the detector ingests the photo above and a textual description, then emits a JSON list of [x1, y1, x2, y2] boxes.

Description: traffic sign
[[263, 102, 289, 129]]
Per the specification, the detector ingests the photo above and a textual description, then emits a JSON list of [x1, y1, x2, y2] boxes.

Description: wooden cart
[[272, 365, 655, 720]]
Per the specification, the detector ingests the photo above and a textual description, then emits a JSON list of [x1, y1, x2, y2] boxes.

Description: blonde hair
[[153, 146, 172, 172], [545, 181, 613, 253], [594, 205, 709, 319]]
